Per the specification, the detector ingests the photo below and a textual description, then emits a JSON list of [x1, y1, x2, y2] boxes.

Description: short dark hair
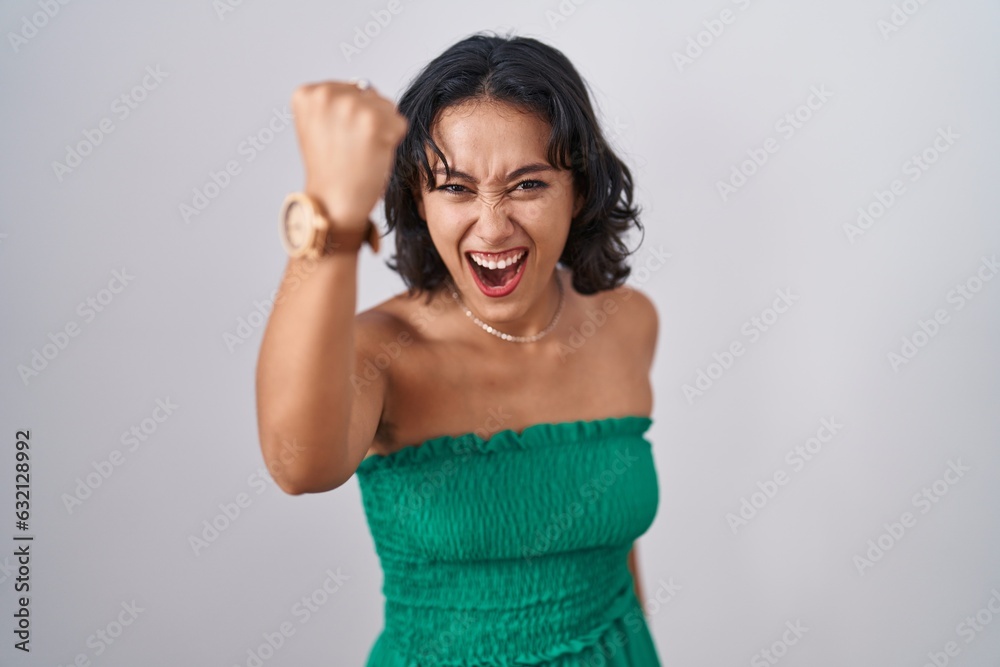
[[383, 32, 643, 299]]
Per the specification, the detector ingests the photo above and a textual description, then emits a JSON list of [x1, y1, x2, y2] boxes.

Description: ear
[[572, 192, 584, 219]]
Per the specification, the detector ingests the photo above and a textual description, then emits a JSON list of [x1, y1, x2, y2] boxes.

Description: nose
[[473, 194, 515, 248]]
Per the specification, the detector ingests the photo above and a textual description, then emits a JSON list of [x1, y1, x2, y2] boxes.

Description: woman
[[256, 32, 662, 666]]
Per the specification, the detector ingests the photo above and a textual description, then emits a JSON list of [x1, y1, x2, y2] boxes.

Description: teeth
[[469, 250, 524, 269]]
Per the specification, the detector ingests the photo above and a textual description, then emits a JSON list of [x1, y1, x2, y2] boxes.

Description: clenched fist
[[290, 80, 409, 231]]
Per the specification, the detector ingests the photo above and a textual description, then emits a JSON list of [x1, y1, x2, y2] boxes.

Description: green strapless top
[[354, 415, 662, 666]]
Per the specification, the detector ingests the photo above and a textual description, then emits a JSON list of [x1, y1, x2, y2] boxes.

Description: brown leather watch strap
[[319, 219, 380, 254]]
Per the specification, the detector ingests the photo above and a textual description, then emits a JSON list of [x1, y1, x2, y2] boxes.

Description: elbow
[[271, 475, 347, 496], [273, 476, 310, 496], [257, 420, 350, 495], [271, 470, 350, 496], [258, 436, 351, 495]]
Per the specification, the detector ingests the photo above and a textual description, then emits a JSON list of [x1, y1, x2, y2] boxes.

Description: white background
[[1, 0, 999, 665]]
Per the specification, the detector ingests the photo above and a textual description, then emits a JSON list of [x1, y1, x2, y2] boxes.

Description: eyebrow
[[432, 163, 554, 184]]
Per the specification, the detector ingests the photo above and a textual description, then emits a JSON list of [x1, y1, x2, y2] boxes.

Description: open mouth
[[465, 248, 528, 297]]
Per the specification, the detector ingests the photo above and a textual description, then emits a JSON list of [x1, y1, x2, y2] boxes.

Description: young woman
[[256, 32, 662, 666]]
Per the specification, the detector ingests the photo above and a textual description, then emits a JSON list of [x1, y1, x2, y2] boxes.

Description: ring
[[352, 77, 372, 91]]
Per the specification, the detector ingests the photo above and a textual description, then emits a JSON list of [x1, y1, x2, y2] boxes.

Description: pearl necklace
[[450, 275, 565, 343]]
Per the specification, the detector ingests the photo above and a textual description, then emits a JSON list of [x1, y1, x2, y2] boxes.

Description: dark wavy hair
[[383, 32, 643, 299]]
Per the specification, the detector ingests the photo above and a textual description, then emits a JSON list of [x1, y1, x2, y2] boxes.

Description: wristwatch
[[279, 192, 381, 258]]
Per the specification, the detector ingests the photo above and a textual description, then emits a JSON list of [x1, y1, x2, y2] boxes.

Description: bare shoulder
[[615, 284, 658, 333], [354, 291, 424, 350], [586, 283, 659, 365], [596, 282, 657, 335]]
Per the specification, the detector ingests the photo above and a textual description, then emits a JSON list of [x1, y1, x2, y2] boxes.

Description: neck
[[452, 268, 564, 342]]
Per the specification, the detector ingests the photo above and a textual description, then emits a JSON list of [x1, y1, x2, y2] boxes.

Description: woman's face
[[415, 99, 582, 330]]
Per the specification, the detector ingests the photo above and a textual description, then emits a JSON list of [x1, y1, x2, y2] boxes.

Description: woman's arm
[[255, 81, 408, 494], [623, 288, 657, 614]]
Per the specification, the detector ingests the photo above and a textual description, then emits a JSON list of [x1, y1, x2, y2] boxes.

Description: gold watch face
[[280, 193, 371, 257], [283, 199, 311, 252]]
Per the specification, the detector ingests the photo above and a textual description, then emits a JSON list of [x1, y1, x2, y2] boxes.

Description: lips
[[465, 247, 528, 297]]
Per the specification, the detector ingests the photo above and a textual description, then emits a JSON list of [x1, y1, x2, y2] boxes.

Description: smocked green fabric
[[354, 415, 662, 666]]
